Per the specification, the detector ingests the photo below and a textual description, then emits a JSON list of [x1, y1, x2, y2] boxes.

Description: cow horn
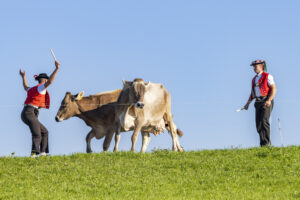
[[76, 91, 85, 100]]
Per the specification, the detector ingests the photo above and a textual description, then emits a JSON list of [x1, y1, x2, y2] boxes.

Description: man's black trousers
[[254, 99, 274, 147], [21, 106, 49, 154]]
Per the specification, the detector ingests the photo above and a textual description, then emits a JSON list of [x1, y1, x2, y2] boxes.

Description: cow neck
[[76, 97, 99, 114], [118, 88, 132, 112]]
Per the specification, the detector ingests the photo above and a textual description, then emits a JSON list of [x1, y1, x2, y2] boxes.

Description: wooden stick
[[50, 49, 57, 61]]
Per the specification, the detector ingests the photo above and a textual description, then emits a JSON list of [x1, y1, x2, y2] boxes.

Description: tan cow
[[55, 88, 174, 153], [114, 78, 184, 152], [55, 89, 122, 153]]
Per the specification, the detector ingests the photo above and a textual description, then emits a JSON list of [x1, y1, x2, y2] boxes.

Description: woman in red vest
[[19, 61, 60, 157], [243, 60, 277, 147]]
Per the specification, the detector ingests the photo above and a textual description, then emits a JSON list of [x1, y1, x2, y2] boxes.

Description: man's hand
[[20, 69, 29, 91], [244, 94, 254, 111], [265, 100, 272, 107], [45, 60, 60, 88], [243, 102, 250, 110], [19, 69, 26, 78], [55, 60, 60, 69]]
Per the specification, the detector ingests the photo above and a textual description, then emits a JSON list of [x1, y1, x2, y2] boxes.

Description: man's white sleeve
[[268, 75, 275, 86], [37, 84, 47, 94]]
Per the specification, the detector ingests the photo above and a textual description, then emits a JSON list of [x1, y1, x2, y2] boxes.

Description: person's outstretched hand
[[19, 69, 26, 78], [55, 60, 60, 69]]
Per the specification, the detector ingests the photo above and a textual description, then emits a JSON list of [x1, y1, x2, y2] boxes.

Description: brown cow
[[55, 89, 170, 153], [114, 78, 183, 152], [55, 89, 122, 153]]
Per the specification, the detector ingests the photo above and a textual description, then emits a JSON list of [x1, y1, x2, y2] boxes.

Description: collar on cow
[[75, 100, 85, 115]]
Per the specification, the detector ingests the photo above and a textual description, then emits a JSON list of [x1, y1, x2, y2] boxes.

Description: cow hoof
[[103, 147, 109, 152]]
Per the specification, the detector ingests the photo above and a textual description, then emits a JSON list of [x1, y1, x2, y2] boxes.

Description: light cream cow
[[114, 78, 183, 152]]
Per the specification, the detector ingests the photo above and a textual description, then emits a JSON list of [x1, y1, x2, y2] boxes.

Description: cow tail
[[176, 128, 183, 137]]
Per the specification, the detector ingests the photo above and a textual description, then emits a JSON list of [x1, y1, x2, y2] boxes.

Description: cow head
[[122, 78, 150, 109], [55, 91, 85, 122]]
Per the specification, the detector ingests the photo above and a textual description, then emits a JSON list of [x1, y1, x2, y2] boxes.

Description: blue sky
[[1, 1, 300, 156]]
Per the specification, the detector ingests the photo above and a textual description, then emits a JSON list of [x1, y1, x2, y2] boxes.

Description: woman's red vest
[[252, 72, 271, 98], [24, 84, 50, 109]]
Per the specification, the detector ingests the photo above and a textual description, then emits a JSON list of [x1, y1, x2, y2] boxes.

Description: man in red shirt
[[19, 60, 60, 157], [244, 60, 277, 147]]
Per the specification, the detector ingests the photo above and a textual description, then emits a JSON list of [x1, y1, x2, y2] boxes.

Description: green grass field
[[0, 146, 299, 200]]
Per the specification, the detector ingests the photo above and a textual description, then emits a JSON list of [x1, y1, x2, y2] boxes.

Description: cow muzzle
[[135, 102, 145, 109], [55, 116, 63, 122]]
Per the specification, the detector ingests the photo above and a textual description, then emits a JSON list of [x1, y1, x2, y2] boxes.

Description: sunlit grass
[[0, 146, 299, 199]]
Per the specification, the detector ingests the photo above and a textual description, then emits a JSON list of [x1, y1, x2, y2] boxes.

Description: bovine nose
[[55, 116, 60, 122], [136, 102, 145, 108]]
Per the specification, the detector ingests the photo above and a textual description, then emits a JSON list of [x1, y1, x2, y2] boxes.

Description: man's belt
[[255, 96, 268, 102], [24, 104, 40, 109]]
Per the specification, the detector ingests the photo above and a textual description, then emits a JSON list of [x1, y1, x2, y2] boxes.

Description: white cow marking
[[120, 109, 135, 131]]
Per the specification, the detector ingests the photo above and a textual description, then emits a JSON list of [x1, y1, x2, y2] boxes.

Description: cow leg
[[165, 125, 177, 151], [145, 132, 151, 150], [103, 129, 114, 152], [141, 132, 146, 153], [114, 122, 121, 152], [86, 130, 95, 153], [114, 133, 121, 152], [165, 114, 178, 152], [131, 125, 143, 152], [166, 126, 183, 152], [140, 132, 151, 153], [173, 124, 184, 152], [176, 137, 183, 152], [170, 129, 178, 152]]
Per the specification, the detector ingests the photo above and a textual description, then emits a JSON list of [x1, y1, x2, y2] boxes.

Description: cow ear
[[66, 92, 72, 98], [122, 79, 133, 87], [145, 81, 151, 87], [75, 91, 84, 100]]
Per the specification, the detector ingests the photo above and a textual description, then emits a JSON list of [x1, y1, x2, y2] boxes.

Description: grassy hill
[[0, 146, 299, 200]]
